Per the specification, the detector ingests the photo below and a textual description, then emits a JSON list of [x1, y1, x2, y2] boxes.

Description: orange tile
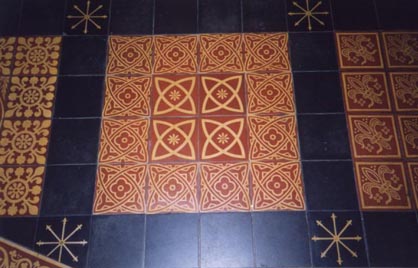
[[244, 33, 290, 72], [99, 118, 149, 164], [93, 164, 146, 214], [147, 163, 198, 213], [348, 115, 400, 159], [199, 34, 244, 73], [251, 161, 304, 211], [200, 162, 250, 212], [107, 36, 152, 75], [389, 72, 418, 112], [341, 72, 391, 112], [153, 35, 197, 74], [336, 33, 383, 69], [407, 162, 418, 208], [0, 37, 15, 75], [355, 162, 411, 210], [383, 32, 418, 69], [398, 116, 418, 158]]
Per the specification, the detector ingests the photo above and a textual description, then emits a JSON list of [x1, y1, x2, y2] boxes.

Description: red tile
[[398, 116, 418, 158], [389, 72, 418, 112], [383, 32, 418, 69], [408, 162, 418, 209]]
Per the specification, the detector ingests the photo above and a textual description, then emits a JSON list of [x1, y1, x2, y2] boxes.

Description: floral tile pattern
[[408, 162, 418, 208], [389, 72, 418, 112], [0, 37, 16, 75], [398, 116, 418, 158], [0, 76, 8, 120], [382, 32, 418, 68]]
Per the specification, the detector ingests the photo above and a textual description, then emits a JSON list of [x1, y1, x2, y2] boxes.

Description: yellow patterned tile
[[0, 37, 15, 75]]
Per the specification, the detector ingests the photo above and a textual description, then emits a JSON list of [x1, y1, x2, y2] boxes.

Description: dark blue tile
[[145, 214, 198, 268], [376, 0, 418, 30], [64, 0, 110, 35], [88, 215, 145, 268], [242, 0, 287, 32], [19, 0, 65, 35], [0, 0, 21, 36], [154, 0, 197, 34], [331, 0, 378, 30], [201, 213, 253, 268], [286, 0, 332, 32], [0, 217, 37, 249], [253, 212, 311, 267], [199, 0, 242, 33], [110, 0, 153, 35]]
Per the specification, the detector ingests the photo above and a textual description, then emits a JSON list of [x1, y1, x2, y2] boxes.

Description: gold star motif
[[216, 132, 230, 145], [67, 0, 108, 34], [216, 88, 229, 100], [169, 89, 181, 102], [288, 0, 329, 31], [167, 134, 180, 146]]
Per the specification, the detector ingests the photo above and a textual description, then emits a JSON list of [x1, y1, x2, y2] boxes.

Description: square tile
[[93, 164, 146, 214], [286, 0, 332, 32], [407, 162, 418, 208], [348, 115, 400, 158], [331, 0, 378, 30], [64, 0, 110, 35], [0, 217, 37, 248], [375, 0, 418, 30], [19, 0, 65, 35], [99, 118, 149, 164], [0, 166, 44, 216], [242, 0, 287, 32], [389, 72, 418, 112], [383, 32, 418, 68], [147, 163, 198, 213], [110, 0, 153, 35], [341, 72, 391, 112], [251, 161, 305, 211], [355, 162, 412, 210], [0, 37, 15, 75], [200, 162, 250, 212], [398, 115, 418, 158], [0, 0, 21, 36], [154, 0, 197, 34], [198, 0, 242, 33]]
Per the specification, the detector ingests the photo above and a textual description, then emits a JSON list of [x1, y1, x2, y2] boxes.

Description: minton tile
[[383, 32, 418, 68], [19, 0, 65, 35], [407, 162, 418, 208], [154, 0, 197, 34], [0, 37, 15, 75], [198, 0, 242, 33], [110, 0, 153, 35], [242, 0, 287, 32], [331, 0, 378, 30], [286, 0, 332, 32], [0, 0, 21, 36], [65, 0, 110, 35], [398, 115, 418, 158], [0, 217, 37, 248], [389, 72, 418, 112]]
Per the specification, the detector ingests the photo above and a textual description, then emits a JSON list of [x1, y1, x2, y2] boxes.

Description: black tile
[[376, 0, 418, 30], [41, 165, 96, 216], [297, 114, 351, 160], [146, 214, 198, 268], [201, 213, 253, 268], [35, 216, 90, 268], [308, 212, 367, 267], [54, 76, 104, 118], [293, 71, 344, 114], [253, 212, 311, 267], [154, 0, 197, 34], [60, 36, 107, 75], [19, 0, 65, 35], [199, 0, 242, 33], [364, 212, 418, 267], [0, 0, 21, 36], [0, 217, 37, 248], [64, 0, 110, 35], [331, 0, 378, 30], [303, 161, 358, 210], [88, 215, 145, 268], [47, 119, 101, 164], [242, 0, 287, 32], [289, 32, 338, 71], [110, 0, 153, 35], [286, 0, 332, 32]]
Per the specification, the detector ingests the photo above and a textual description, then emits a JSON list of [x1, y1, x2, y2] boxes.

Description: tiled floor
[[0, 0, 418, 268]]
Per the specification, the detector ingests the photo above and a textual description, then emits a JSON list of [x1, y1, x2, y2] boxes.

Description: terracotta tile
[[246, 72, 294, 115], [200, 162, 250, 212], [348, 115, 400, 158], [407, 162, 418, 209], [199, 34, 244, 73], [389, 72, 418, 112], [398, 116, 418, 158], [93, 164, 146, 214], [103, 76, 151, 117], [200, 73, 245, 115], [336, 33, 383, 69], [0, 166, 44, 216], [107, 36, 152, 75], [244, 33, 290, 72], [0, 37, 15, 75], [152, 75, 197, 116], [0, 76, 8, 119], [147, 163, 198, 213], [251, 161, 305, 211], [153, 35, 197, 74], [99, 118, 149, 164], [200, 116, 248, 161], [151, 118, 197, 162], [13, 37, 61, 75], [355, 162, 411, 210], [383, 32, 418, 69], [0, 119, 51, 165]]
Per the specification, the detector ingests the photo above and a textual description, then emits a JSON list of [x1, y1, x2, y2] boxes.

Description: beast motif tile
[[99, 118, 149, 164], [0, 166, 44, 216], [348, 115, 400, 158], [199, 34, 244, 73], [200, 162, 250, 212], [336, 33, 383, 69], [251, 161, 304, 211], [355, 162, 411, 210], [107, 36, 152, 75], [0, 119, 51, 165], [200, 74, 245, 115], [389, 72, 418, 111], [103, 76, 151, 117], [341, 72, 391, 112], [147, 163, 198, 213], [152, 75, 197, 116], [151, 118, 197, 162], [13, 37, 61, 76], [200, 117, 248, 161], [154, 35, 197, 74], [0, 37, 15, 75], [93, 164, 146, 214], [244, 33, 290, 72], [246, 72, 294, 115], [248, 115, 299, 161], [408, 162, 418, 208], [398, 116, 418, 158], [383, 32, 418, 68]]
